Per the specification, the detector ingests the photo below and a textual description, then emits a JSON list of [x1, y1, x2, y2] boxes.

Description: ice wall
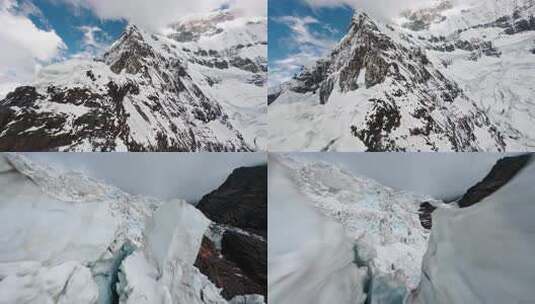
[[0, 154, 233, 304], [411, 159, 535, 303], [268, 157, 368, 304]]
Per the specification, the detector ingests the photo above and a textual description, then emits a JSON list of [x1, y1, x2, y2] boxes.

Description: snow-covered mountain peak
[[269, 5, 507, 152], [0, 10, 266, 152]]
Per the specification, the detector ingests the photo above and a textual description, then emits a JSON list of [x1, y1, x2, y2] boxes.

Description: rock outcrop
[[195, 165, 267, 300]]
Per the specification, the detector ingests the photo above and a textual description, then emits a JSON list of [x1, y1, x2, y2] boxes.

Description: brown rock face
[[418, 202, 437, 230], [458, 154, 533, 208], [221, 230, 267, 287], [197, 165, 267, 236], [195, 165, 267, 300], [194, 237, 265, 300]]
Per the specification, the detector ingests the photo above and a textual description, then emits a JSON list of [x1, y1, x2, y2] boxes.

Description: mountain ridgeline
[[0, 10, 267, 152], [269, 0, 535, 152]]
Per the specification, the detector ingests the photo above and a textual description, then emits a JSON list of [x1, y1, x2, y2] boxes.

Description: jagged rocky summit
[[0, 10, 267, 152], [269, 0, 535, 152]]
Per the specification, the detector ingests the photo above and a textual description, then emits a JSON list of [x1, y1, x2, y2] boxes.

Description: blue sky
[[0, 0, 126, 97], [0, 0, 266, 98], [28, 0, 126, 57], [268, 0, 354, 86]]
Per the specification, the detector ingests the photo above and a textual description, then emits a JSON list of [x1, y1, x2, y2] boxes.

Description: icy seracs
[[268, 157, 369, 304], [276, 156, 445, 289], [0, 153, 260, 304]]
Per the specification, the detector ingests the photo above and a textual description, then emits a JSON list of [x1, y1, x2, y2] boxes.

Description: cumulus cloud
[[269, 15, 338, 87], [55, 0, 266, 31], [301, 0, 434, 21], [71, 25, 111, 59], [0, 0, 66, 98]]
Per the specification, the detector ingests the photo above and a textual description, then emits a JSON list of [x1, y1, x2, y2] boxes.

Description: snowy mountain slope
[[269, 0, 535, 152], [0, 10, 266, 152], [399, 0, 535, 150], [0, 153, 259, 304], [277, 156, 446, 289]]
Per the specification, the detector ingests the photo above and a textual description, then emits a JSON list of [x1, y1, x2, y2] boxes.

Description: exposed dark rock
[[195, 165, 267, 300], [351, 98, 402, 152], [418, 202, 437, 230], [194, 237, 265, 300], [458, 154, 533, 208], [221, 230, 267, 289], [197, 165, 267, 236]]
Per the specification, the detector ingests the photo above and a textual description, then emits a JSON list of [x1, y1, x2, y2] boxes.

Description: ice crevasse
[[269, 155, 535, 304], [0, 153, 262, 304]]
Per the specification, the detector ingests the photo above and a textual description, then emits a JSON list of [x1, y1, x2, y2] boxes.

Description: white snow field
[[0, 153, 264, 304]]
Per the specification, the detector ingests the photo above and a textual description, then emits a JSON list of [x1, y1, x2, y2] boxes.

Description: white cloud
[[301, 0, 434, 21], [54, 0, 266, 31], [269, 15, 338, 87], [0, 0, 66, 98], [72, 25, 110, 59]]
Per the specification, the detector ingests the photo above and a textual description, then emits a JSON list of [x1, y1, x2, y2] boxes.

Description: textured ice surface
[[0, 153, 238, 304], [411, 158, 535, 304], [277, 156, 445, 288], [268, 157, 369, 304]]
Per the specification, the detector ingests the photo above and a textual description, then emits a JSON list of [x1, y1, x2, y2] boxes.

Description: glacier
[[269, 154, 535, 303], [0, 153, 263, 304], [410, 157, 535, 304]]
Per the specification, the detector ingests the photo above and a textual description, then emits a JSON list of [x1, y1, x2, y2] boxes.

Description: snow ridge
[[0, 10, 266, 152], [269, 0, 535, 152]]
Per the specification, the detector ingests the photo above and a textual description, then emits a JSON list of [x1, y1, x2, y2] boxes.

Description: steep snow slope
[[0, 10, 266, 152], [410, 157, 535, 304], [269, 0, 535, 152], [401, 0, 535, 150], [277, 156, 446, 289], [0, 154, 256, 304]]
